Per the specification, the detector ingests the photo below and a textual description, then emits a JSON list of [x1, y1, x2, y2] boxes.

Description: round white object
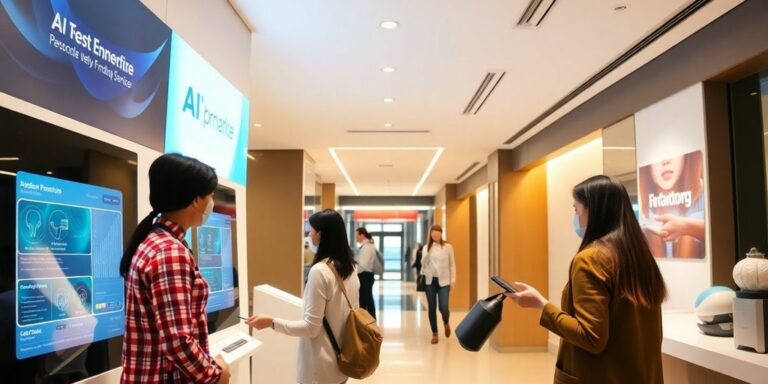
[[733, 248, 768, 290]]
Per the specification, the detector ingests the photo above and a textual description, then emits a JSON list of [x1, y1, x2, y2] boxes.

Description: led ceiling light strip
[[412, 148, 444, 196], [329, 147, 444, 196], [329, 148, 360, 196]]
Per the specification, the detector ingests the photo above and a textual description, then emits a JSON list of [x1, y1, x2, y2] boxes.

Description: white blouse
[[272, 262, 360, 384], [421, 243, 456, 287], [355, 241, 377, 273]]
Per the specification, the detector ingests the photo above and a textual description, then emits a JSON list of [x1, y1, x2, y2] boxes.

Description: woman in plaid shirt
[[120, 154, 230, 384]]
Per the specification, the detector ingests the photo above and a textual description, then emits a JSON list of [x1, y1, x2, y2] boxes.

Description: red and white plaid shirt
[[121, 218, 222, 383]]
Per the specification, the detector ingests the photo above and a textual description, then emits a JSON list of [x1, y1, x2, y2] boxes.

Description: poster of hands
[[638, 150, 706, 259]]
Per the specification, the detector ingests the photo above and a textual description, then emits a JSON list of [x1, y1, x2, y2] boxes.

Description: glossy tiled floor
[[350, 281, 556, 384]]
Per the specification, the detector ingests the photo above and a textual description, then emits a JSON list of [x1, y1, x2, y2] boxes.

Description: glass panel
[[382, 236, 402, 280], [365, 223, 382, 232], [383, 223, 402, 232], [416, 215, 423, 244], [602, 116, 638, 216], [0, 106, 138, 380]]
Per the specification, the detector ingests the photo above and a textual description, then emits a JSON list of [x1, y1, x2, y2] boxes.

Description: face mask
[[201, 198, 214, 225], [308, 236, 319, 253], [573, 214, 585, 239]]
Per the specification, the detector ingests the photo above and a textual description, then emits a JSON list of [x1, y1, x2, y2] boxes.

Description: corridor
[[351, 281, 556, 383]]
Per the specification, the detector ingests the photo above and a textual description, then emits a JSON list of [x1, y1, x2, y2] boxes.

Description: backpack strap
[[325, 259, 354, 310], [323, 317, 342, 356], [322, 259, 352, 357]]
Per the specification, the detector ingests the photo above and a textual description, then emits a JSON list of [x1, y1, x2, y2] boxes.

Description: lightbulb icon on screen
[[48, 210, 70, 241], [25, 208, 42, 238]]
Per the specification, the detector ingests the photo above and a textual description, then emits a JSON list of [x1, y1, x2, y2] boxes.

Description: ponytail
[[120, 211, 158, 278]]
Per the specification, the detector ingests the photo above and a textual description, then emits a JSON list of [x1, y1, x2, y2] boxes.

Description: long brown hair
[[426, 224, 445, 252], [573, 175, 667, 308]]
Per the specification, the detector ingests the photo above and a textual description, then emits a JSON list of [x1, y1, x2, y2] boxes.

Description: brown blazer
[[540, 246, 664, 384]]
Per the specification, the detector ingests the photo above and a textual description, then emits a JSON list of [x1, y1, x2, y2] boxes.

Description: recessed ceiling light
[[253, 123, 262, 127], [382, 67, 396, 73], [380, 21, 399, 29], [46, 171, 53, 175], [383, 97, 395, 103], [614, 5, 627, 11], [384, 123, 393, 128], [750, 92, 758, 96]]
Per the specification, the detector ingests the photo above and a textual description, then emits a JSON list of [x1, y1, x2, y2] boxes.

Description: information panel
[[165, 32, 250, 185], [196, 212, 235, 313], [0, 0, 171, 150], [15, 172, 124, 359]]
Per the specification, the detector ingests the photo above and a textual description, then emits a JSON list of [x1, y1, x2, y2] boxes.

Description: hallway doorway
[[365, 223, 404, 280]]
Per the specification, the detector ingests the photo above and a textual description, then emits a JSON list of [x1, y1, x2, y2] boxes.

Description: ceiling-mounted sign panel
[[164, 32, 249, 185], [0, 0, 171, 151]]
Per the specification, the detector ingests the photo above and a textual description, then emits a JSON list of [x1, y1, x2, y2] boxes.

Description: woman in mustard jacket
[[508, 175, 667, 384]]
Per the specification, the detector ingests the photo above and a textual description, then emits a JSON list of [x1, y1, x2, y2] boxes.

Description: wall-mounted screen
[[164, 32, 249, 185], [0, 106, 137, 380], [196, 212, 235, 313], [638, 150, 706, 259], [15, 172, 124, 359]]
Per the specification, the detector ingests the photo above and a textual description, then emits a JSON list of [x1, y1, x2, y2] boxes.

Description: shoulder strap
[[325, 259, 354, 310], [323, 260, 352, 357], [323, 317, 342, 356]]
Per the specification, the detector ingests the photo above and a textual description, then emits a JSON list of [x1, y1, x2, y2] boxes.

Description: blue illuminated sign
[[165, 33, 249, 185], [0, 0, 171, 150]]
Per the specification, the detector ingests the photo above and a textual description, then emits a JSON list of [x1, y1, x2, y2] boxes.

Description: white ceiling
[[332, 147, 442, 196], [233, 0, 742, 196]]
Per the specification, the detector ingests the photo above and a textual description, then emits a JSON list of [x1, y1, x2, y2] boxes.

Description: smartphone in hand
[[491, 276, 518, 293]]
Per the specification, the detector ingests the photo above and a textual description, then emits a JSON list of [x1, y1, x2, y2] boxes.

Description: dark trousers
[[425, 277, 450, 334], [358, 271, 376, 319]]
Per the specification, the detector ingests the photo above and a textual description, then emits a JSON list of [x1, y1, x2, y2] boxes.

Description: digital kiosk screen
[[196, 212, 235, 313], [15, 172, 124, 359]]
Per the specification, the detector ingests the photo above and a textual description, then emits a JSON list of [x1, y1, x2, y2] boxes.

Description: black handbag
[[416, 275, 426, 292], [456, 293, 505, 352]]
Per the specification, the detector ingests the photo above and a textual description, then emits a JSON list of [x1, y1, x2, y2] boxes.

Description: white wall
[[476, 187, 490, 299], [140, 0, 252, 95], [545, 138, 603, 351], [634, 83, 711, 311]]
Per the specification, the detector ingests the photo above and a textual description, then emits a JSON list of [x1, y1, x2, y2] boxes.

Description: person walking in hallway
[[421, 225, 455, 344], [412, 242, 423, 277], [120, 153, 230, 384], [247, 209, 360, 384], [507, 175, 667, 384], [355, 227, 378, 319]]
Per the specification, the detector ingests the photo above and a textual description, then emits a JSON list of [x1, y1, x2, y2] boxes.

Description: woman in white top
[[247, 209, 360, 384], [355, 227, 378, 319], [421, 225, 456, 344]]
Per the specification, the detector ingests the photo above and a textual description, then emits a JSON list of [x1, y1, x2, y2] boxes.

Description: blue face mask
[[573, 214, 585, 239]]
